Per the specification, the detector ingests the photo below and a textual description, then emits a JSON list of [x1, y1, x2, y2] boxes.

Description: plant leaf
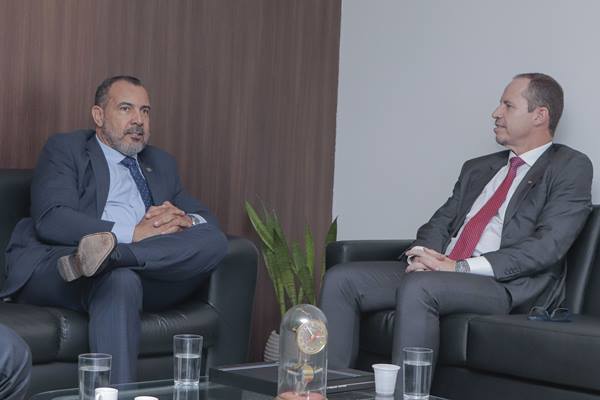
[[305, 226, 315, 281], [292, 239, 316, 305], [263, 251, 287, 317], [325, 217, 338, 246], [245, 201, 274, 251], [272, 226, 296, 308], [305, 227, 316, 304], [320, 217, 339, 284], [297, 286, 304, 306]]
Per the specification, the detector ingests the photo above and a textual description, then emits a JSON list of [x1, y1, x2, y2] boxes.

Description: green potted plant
[[245, 201, 337, 361]]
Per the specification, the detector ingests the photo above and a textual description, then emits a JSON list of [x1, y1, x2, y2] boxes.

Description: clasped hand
[[405, 247, 456, 273], [132, 201, 192, 242]]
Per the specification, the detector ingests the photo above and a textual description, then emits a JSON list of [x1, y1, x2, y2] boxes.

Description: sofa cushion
[[360, 310, 476, 367], [0, 300, 220, 362], [360, 310, 394, 356], [466, 314, 600, 392], [0, 303, 61, 363], [139, 300, 218, 357], [438, 313, 478, 366]]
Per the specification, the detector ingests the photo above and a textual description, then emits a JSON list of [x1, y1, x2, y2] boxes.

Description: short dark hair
[[94, 75, 143, 107], [513, 73, 563, 134]]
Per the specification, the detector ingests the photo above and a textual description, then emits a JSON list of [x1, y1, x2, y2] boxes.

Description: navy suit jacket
[[1, 129, 219, 297]]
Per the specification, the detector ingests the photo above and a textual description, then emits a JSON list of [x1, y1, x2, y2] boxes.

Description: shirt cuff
[[465, 256, 494, 276], [111, 222, 136, 244]]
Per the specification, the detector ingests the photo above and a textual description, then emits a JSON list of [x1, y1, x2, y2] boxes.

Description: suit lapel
[[503, 145, 553, 225], [86, 136, 110, 217]]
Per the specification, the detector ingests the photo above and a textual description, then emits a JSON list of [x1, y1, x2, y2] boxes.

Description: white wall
[[333, 0, 600, 240]]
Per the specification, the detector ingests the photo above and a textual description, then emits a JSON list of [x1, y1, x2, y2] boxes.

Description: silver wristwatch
[[188, 214, 200, 226], [455, 259, 470, 273]]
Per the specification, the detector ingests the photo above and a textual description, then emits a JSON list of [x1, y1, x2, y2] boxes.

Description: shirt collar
[[95, 134, 138, 165], [509, 142, 552, 167]]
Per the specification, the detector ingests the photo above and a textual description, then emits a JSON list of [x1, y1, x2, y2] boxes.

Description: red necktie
[[448, 156, 525, 260]]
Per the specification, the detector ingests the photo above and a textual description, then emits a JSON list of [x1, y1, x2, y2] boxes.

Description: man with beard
[[0, 76, 228, 383]]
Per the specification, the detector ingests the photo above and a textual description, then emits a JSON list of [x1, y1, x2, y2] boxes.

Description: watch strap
[[188, 214, 200, 226], [455, 259, 471, 273]]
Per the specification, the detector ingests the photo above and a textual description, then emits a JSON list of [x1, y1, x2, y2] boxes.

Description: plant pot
[[264, 330, 280, 362]]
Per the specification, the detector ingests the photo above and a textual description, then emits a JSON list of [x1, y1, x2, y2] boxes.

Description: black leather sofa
[[0, 169, 258, 397], [326, 205, 600, 400]]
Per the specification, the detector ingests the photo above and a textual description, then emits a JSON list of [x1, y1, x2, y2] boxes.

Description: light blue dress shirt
[[97, 136, 146, 243], [96, 135, 206, 244]]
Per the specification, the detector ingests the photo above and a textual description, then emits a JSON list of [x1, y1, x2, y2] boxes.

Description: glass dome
[[277, 304, 328, 400]]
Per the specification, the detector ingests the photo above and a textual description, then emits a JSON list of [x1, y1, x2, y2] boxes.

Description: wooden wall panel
[[0, 0, 341, 361]]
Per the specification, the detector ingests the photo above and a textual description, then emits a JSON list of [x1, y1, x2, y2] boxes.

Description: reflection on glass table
[[30, 378, 272, 400], [30, 377, 449, 400]]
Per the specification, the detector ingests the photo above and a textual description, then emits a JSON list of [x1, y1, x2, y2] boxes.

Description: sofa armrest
[[201, 236, 258, 367], [326, 240, 413, 270]]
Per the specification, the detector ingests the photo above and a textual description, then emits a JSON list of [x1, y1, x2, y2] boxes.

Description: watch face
[[296, 319, 327, 355]]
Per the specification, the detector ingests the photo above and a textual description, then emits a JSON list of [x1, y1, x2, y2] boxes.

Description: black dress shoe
[[57, 232, 117, 282]]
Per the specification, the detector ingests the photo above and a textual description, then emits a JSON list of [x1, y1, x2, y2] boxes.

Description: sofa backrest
[[0, 169, 32, 288], [564, 205, 600, 314], [574, 204, 600, 317]]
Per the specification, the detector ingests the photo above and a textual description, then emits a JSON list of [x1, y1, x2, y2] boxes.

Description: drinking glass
[[173, 334, 203, 385], [79, 353, 112, 400], [403, 347, 433, 400]]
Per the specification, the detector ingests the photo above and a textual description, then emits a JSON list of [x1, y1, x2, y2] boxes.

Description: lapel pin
[[528, 180, 533, 184], [145, 167, 152, 172]]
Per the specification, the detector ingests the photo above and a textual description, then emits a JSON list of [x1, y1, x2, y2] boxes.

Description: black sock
[[109, 244, 139, 268]]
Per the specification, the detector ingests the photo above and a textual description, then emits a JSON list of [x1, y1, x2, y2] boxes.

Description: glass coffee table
[[31, 377, 448, 399], [31, 378, 271, 400]]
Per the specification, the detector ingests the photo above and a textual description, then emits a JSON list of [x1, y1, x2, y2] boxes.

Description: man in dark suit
[[0, 324, 31, 400], [320, 73, 593, 373], [0, 76, 228, 383]]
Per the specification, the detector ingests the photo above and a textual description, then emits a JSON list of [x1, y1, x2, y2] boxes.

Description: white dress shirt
[[444, 142, 553, 275]]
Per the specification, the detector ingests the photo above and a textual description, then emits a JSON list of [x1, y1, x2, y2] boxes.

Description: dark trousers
[[16, 223, 227, 384], [0, 323, 31, 400], [319, 261, 511, 371]]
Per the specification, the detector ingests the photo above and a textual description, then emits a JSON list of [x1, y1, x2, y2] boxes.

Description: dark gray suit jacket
[[411, 144, 593, 310], [1, 129, 220, 297]]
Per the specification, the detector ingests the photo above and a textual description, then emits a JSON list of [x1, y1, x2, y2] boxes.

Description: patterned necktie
[[448, 156, 525, 260], [120, 156, 153, 210]]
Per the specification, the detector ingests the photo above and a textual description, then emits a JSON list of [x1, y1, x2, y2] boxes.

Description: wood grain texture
[[0, 0, 341, 361]]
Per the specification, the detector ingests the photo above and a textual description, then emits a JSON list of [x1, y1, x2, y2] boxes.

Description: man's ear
[[533, 106, 550, 128], [91, 105, 104, 127]]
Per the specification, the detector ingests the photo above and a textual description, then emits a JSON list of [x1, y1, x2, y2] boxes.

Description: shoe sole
[[57, 255, 80, 282], [57, 232, 116, 282]]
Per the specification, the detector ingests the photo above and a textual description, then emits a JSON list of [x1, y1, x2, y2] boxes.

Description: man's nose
[[492, 105, 502, 119], [131, 110, 144, 125]]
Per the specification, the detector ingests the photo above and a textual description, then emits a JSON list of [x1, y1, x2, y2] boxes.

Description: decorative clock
[[277, 304, 328, 400]]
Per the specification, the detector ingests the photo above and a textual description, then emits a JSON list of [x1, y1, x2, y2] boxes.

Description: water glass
[[79, 353, 112, 400], [173, 334, 203, 385], [403, 347, 433, 400]]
